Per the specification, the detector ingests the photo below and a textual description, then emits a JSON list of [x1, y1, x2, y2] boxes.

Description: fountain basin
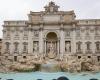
[[0, 72, 100, 80]]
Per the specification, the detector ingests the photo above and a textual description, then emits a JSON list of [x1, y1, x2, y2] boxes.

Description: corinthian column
[[60, 24, 65, 55], [28, 25, 33, 54], [39, 24, 44, 54]]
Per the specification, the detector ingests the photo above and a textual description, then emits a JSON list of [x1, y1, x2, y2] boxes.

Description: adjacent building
[[2, 2, 100, 63]]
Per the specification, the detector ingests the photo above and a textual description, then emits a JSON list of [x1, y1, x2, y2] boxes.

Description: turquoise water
[[0, 72, 100, 80]]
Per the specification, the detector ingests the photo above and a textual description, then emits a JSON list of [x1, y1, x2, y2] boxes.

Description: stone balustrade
[[77, 19, 100, 25], [3, 21, 27, 26]]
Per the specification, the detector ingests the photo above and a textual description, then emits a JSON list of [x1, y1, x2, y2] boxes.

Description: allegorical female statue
[[65, 42, 71, 52]]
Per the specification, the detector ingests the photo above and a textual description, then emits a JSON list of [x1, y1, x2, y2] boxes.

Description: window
[[14, 56, 17, 61], [86, 42, 91, 50], [97, 56, 100, 62], [76, 42, 82, 51], [15, 28, 19, 36], [5, 42, 10, 50], [95, 42, 100, 51], [23, 42, 28, 51], [85, 28, 90, 36], [14, 42, 19, 51], [6, 28, 10, 37], [23, 28, 28, 36]]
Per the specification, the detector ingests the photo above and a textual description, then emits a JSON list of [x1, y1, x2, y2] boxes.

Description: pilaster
[[60, 24, 65, 54], [39, 24, 44, 54], [71, 24, 76, 54], [28, 25, 33, 54]]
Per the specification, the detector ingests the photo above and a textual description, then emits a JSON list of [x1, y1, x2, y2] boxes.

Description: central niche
[[46, 32, 58, 59]]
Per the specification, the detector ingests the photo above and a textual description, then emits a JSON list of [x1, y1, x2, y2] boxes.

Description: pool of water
[[0, 72, 100, 80]]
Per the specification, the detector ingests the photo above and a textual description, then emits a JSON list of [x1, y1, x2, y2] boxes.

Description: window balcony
[[85, 36, 91, 40], [76, 50, 83, 54], [22, 50, 28, 54], [14, 50, 19, 54], [76, 36, 82, 40], [85, 50, 92, 54]]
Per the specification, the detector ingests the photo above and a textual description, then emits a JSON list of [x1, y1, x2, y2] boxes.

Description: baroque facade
[[2, 2, 100, 64]]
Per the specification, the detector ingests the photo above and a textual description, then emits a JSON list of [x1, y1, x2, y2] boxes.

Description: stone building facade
[[2, 2, 100, 63]]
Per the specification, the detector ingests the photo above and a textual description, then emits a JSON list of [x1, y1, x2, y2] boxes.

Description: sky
[[0, 0, 100, 38]]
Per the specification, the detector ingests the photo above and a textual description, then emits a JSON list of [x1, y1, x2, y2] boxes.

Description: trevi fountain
[[0, 1, 100, 80]]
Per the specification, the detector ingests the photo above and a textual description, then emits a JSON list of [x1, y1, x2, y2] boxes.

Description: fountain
[[40, 59, 61, 72], [0, 53, 100, 80]]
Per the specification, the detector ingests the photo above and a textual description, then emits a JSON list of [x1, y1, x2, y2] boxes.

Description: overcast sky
[[0, 0, 100, 38]]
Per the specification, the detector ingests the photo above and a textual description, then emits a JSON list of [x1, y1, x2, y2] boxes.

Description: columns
[[57, 39, 60, 55], [44, 40, 46, 55], [39, 24, 44, 54], [28, 25, 33, 54], [71, 24, 76, 54], [60, 24, 65, 55]]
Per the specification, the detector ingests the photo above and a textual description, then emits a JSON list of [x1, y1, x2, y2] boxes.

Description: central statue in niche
[[48, 42, 55, 53], [46, 32, 58, 59]]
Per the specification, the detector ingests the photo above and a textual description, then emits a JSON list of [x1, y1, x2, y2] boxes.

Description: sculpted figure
[[65, 42, 71, 52]]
